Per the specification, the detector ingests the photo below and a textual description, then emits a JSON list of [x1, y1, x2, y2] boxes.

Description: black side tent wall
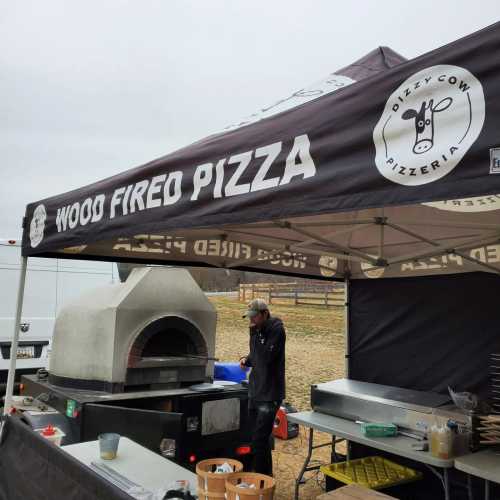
[[348, 272, 500, 398], [0, 416, 132, 500], [347, 272, 500, 498]]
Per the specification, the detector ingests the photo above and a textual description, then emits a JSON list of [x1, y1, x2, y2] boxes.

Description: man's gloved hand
[[239, 356, 247, 370]]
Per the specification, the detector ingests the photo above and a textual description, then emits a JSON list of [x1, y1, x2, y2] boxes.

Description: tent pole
[[344, 276, 350, 379], [3, 256, 28, 415]]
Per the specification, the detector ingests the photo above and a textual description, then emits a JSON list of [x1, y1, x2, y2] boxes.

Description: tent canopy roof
[[22, 22, 500, 280]]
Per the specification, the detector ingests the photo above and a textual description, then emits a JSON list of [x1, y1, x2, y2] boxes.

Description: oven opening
[[128, 316, 207, 364]]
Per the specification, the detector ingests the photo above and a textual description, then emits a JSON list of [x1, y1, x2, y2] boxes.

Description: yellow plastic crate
[[320, 456, 422, 490]]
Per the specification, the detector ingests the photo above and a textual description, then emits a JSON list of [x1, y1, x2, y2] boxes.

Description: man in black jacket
[[240, 298, 286, 476]]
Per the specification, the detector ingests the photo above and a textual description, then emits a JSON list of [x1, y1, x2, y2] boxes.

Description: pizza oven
[[48, 267, 216, 393]]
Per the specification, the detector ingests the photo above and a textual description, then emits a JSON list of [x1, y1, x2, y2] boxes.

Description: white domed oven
[[48, 267, 216, 392]]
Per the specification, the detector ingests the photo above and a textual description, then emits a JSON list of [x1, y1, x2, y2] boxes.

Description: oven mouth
[[127, 316, 208, 369]]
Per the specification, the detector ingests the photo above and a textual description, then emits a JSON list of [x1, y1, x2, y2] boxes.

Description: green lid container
[[361, 422, 398, 437]]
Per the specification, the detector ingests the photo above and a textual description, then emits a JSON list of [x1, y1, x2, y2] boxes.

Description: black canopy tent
[[5, 21, 500, 414]]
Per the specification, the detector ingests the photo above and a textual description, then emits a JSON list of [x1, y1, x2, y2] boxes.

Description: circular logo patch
[[373, 65, 485, 186], [319, 255, 338, 277], [360, 255, 385, 279], [30, 204, 47, 248], [423, 194, 500, 212]]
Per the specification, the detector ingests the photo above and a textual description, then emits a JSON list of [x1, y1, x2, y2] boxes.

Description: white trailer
[[0, 239, 116, 389]]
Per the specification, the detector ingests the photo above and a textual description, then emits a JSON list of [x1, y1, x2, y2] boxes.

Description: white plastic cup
[[98, 433, 121, 460]]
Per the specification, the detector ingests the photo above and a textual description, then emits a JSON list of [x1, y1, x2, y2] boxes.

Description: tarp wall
[[348, 272, 500, 398], [0, 416, 133, 500]]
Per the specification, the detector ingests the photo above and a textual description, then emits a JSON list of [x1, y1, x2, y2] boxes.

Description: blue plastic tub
[[214, 362, 248, 383]]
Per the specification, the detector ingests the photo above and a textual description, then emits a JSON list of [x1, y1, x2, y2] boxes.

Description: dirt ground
[[210, 296, 346, 500]]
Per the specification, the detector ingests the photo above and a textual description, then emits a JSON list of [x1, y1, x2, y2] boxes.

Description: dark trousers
[[248, 400, 280, 476]]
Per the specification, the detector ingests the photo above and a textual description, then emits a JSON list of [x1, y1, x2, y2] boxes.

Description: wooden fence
[[239, 282, 345, 308]]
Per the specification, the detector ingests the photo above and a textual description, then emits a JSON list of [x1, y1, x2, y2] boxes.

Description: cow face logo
[[30, 204, 47, 248], [373, 65, 485, 186], [402, 97, 453, 154]]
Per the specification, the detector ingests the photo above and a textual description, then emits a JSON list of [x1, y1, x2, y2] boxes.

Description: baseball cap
[[242, 298, 269, 318]]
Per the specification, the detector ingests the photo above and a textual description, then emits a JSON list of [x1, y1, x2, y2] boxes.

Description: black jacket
[[244, 316, 286, 402]]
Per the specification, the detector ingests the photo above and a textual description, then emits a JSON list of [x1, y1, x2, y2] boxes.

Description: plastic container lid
[[42, 425, 56, 436]]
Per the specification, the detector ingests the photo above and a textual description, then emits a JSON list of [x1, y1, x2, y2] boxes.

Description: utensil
[[90, 461, 139, 490]]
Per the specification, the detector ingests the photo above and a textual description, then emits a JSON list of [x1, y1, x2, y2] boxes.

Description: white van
[[0, 239, 116, 388]]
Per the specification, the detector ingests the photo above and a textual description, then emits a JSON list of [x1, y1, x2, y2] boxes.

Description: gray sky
[[2, 0, 499, 238]]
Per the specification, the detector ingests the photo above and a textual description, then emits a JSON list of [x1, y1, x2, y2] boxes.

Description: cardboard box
[[316, 484, 398, 500]]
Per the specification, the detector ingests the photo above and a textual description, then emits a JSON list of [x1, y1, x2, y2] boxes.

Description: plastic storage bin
[[37, 425, 66, 447], [214, 362, 248, 383], [320, 456, 422, 490]]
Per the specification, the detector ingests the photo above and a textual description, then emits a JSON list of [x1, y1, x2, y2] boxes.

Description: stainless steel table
[[455, 450, 500, 500], [288, 411, 454, 500], [63, 437, 197, 497]]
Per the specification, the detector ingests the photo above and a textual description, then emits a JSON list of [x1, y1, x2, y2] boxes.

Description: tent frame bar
[[388, 220, 500, 231], [3, 256, 28, 415], [223, 219, 376, 230], [344, 276, 350, 378], [225, 224, 373, 253], [284, 222, 380, 266], [226, 225, 376, 268], [385, 221, 442, 248], [453, 250, 500, 275], [386, 233, 500, 267]]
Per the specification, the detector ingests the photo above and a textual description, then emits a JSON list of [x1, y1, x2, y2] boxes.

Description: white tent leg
[[3, 256, 28, 415]]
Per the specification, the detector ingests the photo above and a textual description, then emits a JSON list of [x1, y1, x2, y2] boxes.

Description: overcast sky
[[2, 0, 499, 238]]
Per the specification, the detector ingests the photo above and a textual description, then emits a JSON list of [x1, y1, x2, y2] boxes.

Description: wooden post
[[325, 290, 329, 308], [268, 284, 272, 305], [251, 284, 255, 300]]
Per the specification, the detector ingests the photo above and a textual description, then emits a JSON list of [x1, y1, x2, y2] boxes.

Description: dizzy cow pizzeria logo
[[30, 204, 47, 248], [373, 65, 485, 186]]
